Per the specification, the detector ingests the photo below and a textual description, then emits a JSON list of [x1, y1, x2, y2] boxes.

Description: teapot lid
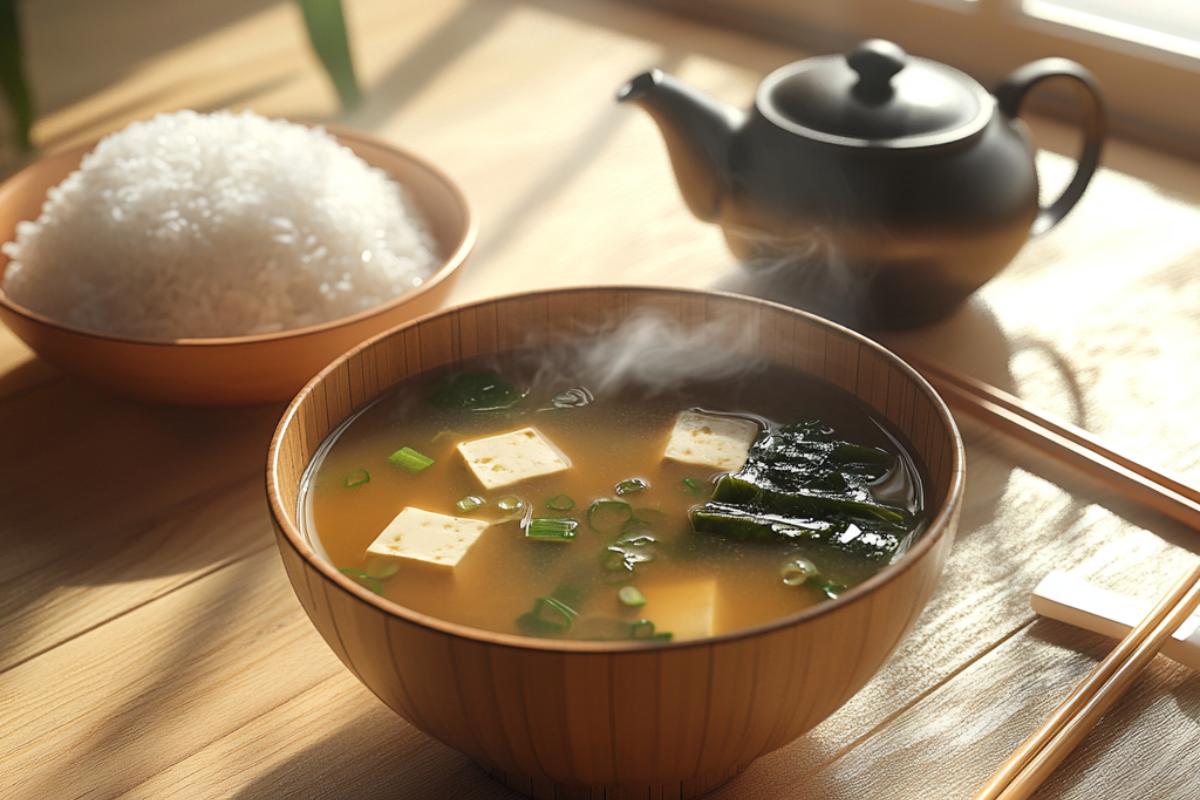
[[759, 39, 994, 148]]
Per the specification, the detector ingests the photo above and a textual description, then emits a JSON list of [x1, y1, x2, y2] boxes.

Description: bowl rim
[[266, 285, 966, 654], [0, 125, 477, 348]]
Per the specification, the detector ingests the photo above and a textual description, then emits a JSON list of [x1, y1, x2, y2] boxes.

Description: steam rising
[[526, 308, 767, 398], [713, 222, 888, 329]]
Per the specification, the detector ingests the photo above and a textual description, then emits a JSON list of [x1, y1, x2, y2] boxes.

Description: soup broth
[[304, 345, 927, 643]]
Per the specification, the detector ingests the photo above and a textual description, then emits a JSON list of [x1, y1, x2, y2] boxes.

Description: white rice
[[1, 110, 440, 339]]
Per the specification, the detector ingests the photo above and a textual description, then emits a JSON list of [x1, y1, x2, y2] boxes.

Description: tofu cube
[[663, 410, 759, 472], [366, 507, 489, 569], [640, 579, 717, 641], [457, 427, 571, 490]]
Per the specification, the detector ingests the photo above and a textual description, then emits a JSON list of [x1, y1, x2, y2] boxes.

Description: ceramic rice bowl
[[0, 126, 474, 406]]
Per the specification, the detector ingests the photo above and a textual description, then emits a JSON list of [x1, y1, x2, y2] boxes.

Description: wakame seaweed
[[689, 419, 915, 562], [428, 371, 527, 410]]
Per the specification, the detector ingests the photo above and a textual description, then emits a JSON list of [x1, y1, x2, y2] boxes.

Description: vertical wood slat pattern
[[265, 286, 965, 799]]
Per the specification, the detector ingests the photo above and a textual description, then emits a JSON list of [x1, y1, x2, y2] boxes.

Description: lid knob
[[847, 39, 907, 104]]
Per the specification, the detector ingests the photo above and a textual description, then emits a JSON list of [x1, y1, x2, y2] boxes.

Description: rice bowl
[[0, 123, 474, 405], [2, 111, 441, 339]]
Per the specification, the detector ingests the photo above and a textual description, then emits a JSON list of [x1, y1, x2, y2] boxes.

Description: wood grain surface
[[2, 1, 1198, 799]]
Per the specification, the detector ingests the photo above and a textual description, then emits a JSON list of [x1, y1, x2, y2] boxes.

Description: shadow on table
[[0, 365, 289, 656], [229, 717, 524, 800]]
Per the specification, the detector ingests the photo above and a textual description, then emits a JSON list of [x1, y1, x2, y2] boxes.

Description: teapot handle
[[995, 58, 1106, 237]]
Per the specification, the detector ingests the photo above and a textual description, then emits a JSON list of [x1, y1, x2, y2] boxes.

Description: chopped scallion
[[618, 585, 646, 607], [822, 580, 848, 600], [496, 495, 528, 521], [456, 495, 485, 513], [630, 619, 655, 638], [780, 557, 820, 587], [613, 530, 655, 547], [587, 500, 633, 534], [679, 477, 704, 496], [339, 568, 383, 595], [603, 543, 656, 574], [615, 478, 648, 496], [619, 514, 657, 535], [551, 583, 588, 610], [364, 558, 400, 580], [601, 548, 634, 574], [545, 494, 576, 511], [343, 469, 370, 487], [527, 517, 579, 541], [387, 446, 434, 473], [516, 596, 577, 636]]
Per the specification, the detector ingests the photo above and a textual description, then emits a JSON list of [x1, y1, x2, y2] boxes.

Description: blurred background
[[2, 0, 1198, 170]]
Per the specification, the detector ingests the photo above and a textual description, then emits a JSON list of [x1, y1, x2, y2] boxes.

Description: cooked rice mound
[[1, 110, 440, 338]]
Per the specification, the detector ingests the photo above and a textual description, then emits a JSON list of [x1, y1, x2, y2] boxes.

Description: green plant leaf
[[294, 0, 362, 111], [0, 0, 33, 151]]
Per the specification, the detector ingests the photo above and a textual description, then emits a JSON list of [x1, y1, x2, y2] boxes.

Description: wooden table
[[3, 1, 1198, 798]]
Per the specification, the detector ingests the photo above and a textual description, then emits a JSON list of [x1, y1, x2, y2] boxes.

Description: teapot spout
[[618, 70, 743, 222]]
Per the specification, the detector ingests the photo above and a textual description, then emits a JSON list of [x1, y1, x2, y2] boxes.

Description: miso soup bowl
[[0, 125, 474, 406], [266, 287, 965, 798]]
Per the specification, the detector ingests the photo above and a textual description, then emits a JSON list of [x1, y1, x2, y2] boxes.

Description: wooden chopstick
[[894, 355, 1200, 798], [971, 559, 1200, 800], [903, 353, 1200, 532]]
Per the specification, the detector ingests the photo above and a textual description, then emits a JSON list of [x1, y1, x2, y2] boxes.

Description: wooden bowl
[[0, 126, 474, 405], [266, 287, 964, 798]]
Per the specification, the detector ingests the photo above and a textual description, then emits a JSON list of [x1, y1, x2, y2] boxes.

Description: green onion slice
[[587, 500, 633, 534], [388, 446, 434, 473], [343, 469, 370, 487], [615, 478, 648, 496], [339, 568, 383, 595], [821, 580, 848, 600], [618, 585, 646, 607], [516, 597, 577, 636], [364, 558, 400, 580], [456, 495, 485, 513], [679, 477, 705, 496], [496, 495, 528, 521], [780, 557, 820, 587], [603, 543, 656, 573], [629, 619, 673, 640], [551, 583, 588, 610], [545, 494, 576, 511], [527, 517, 579, 541], [602, 550, 635, 575], [613, 530, 655, 547]]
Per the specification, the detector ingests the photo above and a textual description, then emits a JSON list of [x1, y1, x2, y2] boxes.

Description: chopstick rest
[[974, 563, 1200, 800], [1032, 569, 1200, 670]]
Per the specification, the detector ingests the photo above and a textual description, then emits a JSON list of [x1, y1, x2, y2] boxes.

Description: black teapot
[[618, 39, 1105, 328]]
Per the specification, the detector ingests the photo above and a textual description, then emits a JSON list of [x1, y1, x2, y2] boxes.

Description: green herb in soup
[[304, 352, 927, 643]]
